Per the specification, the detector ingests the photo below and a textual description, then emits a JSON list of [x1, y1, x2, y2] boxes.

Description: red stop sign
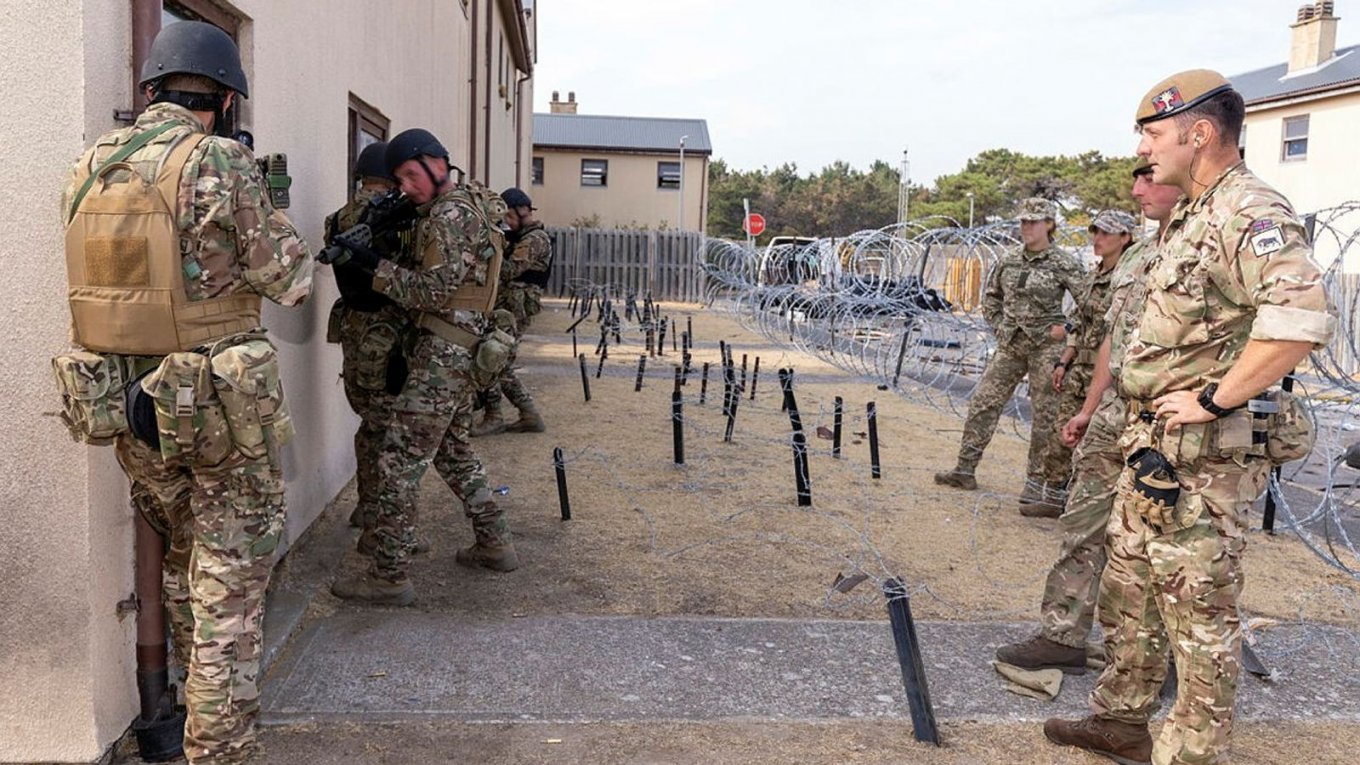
[[744, 213, 766, 236]]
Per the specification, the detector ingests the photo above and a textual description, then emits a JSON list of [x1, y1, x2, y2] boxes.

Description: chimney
[[549, 90, 579, 114], [1289, 2, 1340, 74]]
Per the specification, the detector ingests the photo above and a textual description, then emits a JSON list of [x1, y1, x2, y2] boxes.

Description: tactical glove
[[1126, 446, 1181, 529]]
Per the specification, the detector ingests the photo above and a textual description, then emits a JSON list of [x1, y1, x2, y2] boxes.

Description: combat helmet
[[355, 142, 393, 181], [385, 129, 450, 175], [139, 20, 249, 97]]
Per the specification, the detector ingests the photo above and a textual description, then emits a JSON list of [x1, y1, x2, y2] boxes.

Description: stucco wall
[[0, 1, 531, 761], [533, 149, 709, 231]]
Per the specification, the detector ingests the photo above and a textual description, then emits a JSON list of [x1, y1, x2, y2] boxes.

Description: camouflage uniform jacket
[[1118, 163, 1336, 401], [372, 187, 491, 337], [981, 245, 1087, 346], [1065, 260, 1119, 368], [63, 102, 313, 312], [325, 186, 417, 312], [496, 223, 552, 311], [1103, 238, 1158, 382]]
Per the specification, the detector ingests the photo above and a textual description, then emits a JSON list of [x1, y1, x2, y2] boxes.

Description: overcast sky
[[533, 0, 1358, 185]]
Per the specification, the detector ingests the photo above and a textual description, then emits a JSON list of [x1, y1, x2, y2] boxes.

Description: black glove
[[1126, 447, 1180, 528]]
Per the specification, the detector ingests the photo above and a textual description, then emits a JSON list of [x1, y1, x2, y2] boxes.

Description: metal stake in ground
[[596, 347, 607, 379], [891, 324, 912, 390], [868, 401, 882, 479], [578, 353, 591, 402], [740, 353, 748, 394], [700, 362, 711, 405], [553, 447, 571, 521], [785, 380, 812, 506], [672, 384, 685, 465], [657, 319, 667, 357], [687, 315, 693, 344], [749, 357, 760, 400], [724, 389, 740, 443], [634, 356, 647, 392], [571, 328, 578, 358], [778, 368, 794, 413], [833, 396, 844, 458], [883, 578, 940, 745], [671, 318, 678, 352]]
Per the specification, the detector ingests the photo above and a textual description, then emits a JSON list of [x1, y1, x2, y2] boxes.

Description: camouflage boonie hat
[[1015, 197, 1056, 222], [1089, 210, 1137, 235], [1136, 69, 1234, 125]]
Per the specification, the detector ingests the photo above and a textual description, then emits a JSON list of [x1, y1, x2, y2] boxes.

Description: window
[[531, 157, 544, 185], [1282, 115, 1309, 161], [347, 94, 390, 197], [581, 159, 608, 187], [163, 1, 240, 37], [657, 161, 681, 189]]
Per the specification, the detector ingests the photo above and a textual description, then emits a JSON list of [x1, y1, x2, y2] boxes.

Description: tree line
[[706, 149, 1141, 243]]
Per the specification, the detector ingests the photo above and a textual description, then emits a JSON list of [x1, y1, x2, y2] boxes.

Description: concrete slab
[[262, 614, 1360, 726]]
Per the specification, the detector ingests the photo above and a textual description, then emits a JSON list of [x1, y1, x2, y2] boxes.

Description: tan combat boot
[[995, 634, 1087, 674], [471, 404, 507, 437], [933, 469, 978, 491], [505, 402, 546, 433], [1043, 716, 1152, 765], [456, 540, 520, 572], [330, 573, 415, 606]]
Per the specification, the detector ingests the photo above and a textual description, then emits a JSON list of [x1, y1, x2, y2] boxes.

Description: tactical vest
[[65, 128, 261, 354], [421, 185, 506, 313]]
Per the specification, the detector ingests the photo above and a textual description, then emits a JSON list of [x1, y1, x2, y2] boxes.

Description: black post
[[700, 362, 710, 405], [724, 392, 739, 443], [750, 357, 760, 401], [883, 578, 940, 745], [833, 396, 844, 458], [868, 401, 882, 479], [571, 328, 578, 358], [657, 320, 667, 357], [672, 388, 685, 465], [569, 291, 578, 317], [553, 447, 571, 521], [596, 348, 607, 379], [778, 368, 793, 413], [634, 356, 647, 392], [740, 354, 748, 395], [687, 315, 693, 344], [671, 318, 678, 352], [578, 354, 591, 402], [891, 326, 912, 390], [785, 382, 812, 507]]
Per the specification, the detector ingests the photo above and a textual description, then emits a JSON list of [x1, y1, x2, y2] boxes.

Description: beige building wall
[[533, 148, 709, 231], [0, 1, 531, 761], [1244, 88, 1360, 271]]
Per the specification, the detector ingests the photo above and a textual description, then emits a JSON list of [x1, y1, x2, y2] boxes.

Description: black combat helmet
[[139, 21, 249, 97], [501, 187, 534, 209], [385, 128, 450, 174], [355, 142, 393, 181]]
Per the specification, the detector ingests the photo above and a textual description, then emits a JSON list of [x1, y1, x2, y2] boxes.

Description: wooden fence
[[542, 227, 709, 303]]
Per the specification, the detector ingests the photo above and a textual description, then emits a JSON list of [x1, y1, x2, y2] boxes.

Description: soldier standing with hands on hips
[[1044, 70, 1335, 765]]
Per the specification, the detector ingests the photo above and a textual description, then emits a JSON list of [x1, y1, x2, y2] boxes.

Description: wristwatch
[[1196, 383, 1241, 418]]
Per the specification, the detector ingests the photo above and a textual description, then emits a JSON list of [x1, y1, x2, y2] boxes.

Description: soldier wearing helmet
[[331, 128, 517, 607], [1045, 70, 1336, 765], [58, 19, 312, 764], [934, 197, 1086, 516]]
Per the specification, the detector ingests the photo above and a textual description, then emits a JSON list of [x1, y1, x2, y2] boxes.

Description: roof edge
[[533, 143, 714, 156]]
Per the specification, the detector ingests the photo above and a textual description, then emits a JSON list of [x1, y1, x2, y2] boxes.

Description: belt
[[1126, 390, 1280, 423], [415, 314, 480, 351]]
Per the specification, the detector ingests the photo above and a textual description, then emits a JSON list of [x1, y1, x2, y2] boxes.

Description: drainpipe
[[130, 0, 161, 114], [469, 0, 480, 179], [483, 4, 494, 185], [514, 72, 530, 185]]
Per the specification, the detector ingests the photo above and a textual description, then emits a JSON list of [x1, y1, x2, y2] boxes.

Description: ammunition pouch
[[143, 351, 232, 469], [347, 316, 405, 393], [51, 351, 130, 444], [326, 298, 345, 344], [1260, 390, 1314, 466], [471, 327, 516, 389], [208, 336, 295, 463]]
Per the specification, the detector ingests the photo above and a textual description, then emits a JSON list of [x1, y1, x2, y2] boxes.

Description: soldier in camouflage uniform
[[934, 198, 1086, 514], [472, 187, 552, 435], [997, 166, 1182, 675], [331, 128, 517, 607], [324, 142, 420, 532], [61, 22, 312, 764], [1046, 71, 1336, 765]]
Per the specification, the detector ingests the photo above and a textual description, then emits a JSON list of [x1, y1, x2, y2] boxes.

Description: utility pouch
[[51, 351, 129, 444], [471, 328, 516, 389], [326, 298, 345, 344], [352, 321, 402, 392], [209, 337, 295, 461], [143, 352, 232, 468], [1264, 390, 1315, 465]]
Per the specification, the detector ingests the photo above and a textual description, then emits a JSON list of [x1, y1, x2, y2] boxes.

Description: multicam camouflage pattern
[[209, 336, 294, 461], [1055, 252, 1124, 439], [143, 351, 234, 469], [1016, 197, 1058, 221], [482, 224, 553, 410], [64, 103, 312, 308], [51, 351, 129, 442], [1104, 239, 1157, 381], [982, 245, 1086, 347], [953, 337, 1066, 484], [63, 101, 312, 764], [366, 193, 508, 581], [1039, 389, 1124, 647], [1118, 163, 1335, 401]]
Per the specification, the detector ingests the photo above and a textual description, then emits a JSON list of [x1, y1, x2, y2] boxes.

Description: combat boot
[[1018, 481, 1063, 517], [995, 634, 1087, 674], [933, 469, 977, 491], [505, 402, 546, 433], [330, 574, 415, 606], [456, 540, 520, 572], [471, 404, 507, 437], [1043, 716, 1152, 765]]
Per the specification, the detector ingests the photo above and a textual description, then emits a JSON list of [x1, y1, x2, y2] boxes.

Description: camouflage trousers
[[1090, 415, 1270, 765], [116, 435, 285, 765], [1039, 387, 1122, 648], [955, 335, 1067, 484], [338, 309, 406, 527], [369, 333, 506, 581], [481, 306, 535, 412]]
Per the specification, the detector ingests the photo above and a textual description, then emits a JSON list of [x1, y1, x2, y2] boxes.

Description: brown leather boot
[[470, 404, 507, 437], [456, 540, 520, 572], [1019, 482, 1063, 517], [505, 402, 546, 433], [1043, 716, 1152, 765], [330, 574, 415, 606], [995, 634, 1087, 674], [933, 469, 977, 490]]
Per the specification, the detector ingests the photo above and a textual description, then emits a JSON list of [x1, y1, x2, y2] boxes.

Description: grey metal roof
[[533, 113, 712, 154], [1231, 43, 1360, 105]]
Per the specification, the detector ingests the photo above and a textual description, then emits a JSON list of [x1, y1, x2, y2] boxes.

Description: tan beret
[[1135, 69, 1235, 125]]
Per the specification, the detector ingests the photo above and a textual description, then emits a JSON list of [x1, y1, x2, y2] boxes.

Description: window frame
[[163, 0, 240, 38], [347, 94, 390, 199], [657, 160, 681, 190], [531, 157, 544, 186], [580, 158, 608, 188], [1281, 115, 1309, 162]]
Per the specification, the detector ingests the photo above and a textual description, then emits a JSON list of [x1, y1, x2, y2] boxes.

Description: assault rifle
[[318, 189, 419, 267]]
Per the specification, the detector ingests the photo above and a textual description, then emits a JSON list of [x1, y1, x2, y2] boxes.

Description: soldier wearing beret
[[1045, 70, 1336, 765], [935, 197, 1087, 514]]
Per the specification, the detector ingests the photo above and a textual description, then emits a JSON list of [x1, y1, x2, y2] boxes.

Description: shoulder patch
[[1249, 225, 1284, 258], [1249, 218, 1276, 234]]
